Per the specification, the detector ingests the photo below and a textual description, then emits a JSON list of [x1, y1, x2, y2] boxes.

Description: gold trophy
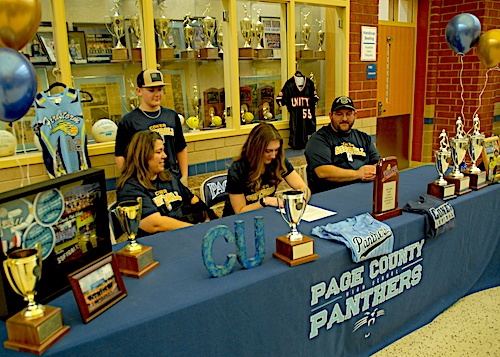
[[217, 24, 224, 54], [181, 13, 197, 59], [3, 243, 70, 354], [463, 114, 487, 190], [113, 197, 159, 278], [300, 12, 313, 58], [254, 9, 272, 58], [130, 15, 142, 60], [273, 190, 318, 267], [239, 4, 254, 58], [445, 117, 471, 195], [200, 3, 218, 59], [155, 1, 174, 61], [106, 0, 128, 60], [427, 129, 456, 200], [315, 19, 325, 59]]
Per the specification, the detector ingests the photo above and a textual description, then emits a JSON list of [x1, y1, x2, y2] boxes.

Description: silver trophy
[[202, 3, 216, 48], [253, 9, 264, 50], [113, 197, 143, 252], [301, 12, 312, 50], [467, 114, 485, 174], [278, 190, 307, 242], [434, 129, 451, 186], [240, 4, 252, 48], [449, 117, 469, 178], [184, 13, 195, 51], [316, 19, 325, 51]]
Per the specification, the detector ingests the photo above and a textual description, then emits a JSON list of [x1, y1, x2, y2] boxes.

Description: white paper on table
[[277, 205, 337, 222]]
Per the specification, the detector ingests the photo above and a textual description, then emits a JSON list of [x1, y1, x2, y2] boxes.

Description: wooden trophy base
[[445, 175, 472, 195], [299, 49, 315, 58], [131, 48, 142, 61], [181, 50, 198, 59], [199, 47, 220, 59], [157, 47, 175, 61], [239, 47, 255, 58], [4, 305, 70, 355], [112, 48, 128, 61], [115, 244, 159, 278], [255, 48, 273, 58], [427, 182, 457, 200], [272, 235, 318, 267], [315, 51, 325, 59], [371, 207, 402, 221], [462, 171, 487, 190]]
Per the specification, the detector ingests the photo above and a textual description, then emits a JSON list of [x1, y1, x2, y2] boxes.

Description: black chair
[[199, 174, 228, 208]]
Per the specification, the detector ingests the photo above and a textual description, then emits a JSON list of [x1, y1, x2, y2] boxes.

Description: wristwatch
[[260, 197, 267, 207]]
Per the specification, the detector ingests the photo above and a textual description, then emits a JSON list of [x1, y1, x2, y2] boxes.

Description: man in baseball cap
[[304, 96, 380, 193]]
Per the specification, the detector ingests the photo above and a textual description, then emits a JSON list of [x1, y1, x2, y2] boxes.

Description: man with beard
[[305, 96, 380, 194]]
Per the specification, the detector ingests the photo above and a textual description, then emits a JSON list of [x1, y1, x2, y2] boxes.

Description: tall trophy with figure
[[445, 117, 471, 195], [3, 243, 70, 354], [217, 24, 224, 54], [130, 15, 142, 60], [239, 4, 254, 58], [181, 13, 197, 59], [463, 114, 487, 190], [315, 19, 325, 59], [254, 9, 272, 58], [427, 129, 456, 200], [113, 197, 159, 278], [300, 12, 313, 58], [186, 84, 201, 131], [273, 190, 318, 267], [106, 0, 128, 60], [154, 1, 174, 61], [199, 3, 218, 59]]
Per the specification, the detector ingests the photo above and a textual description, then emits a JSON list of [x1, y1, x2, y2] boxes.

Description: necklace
[[139, 107, 162, 119]]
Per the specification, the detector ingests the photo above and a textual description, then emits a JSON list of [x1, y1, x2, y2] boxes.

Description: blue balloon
[[445, 13, 481, 55], [0, 47, 38, 122]]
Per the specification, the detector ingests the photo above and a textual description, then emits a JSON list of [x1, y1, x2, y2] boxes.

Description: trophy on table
[[463, 114, 487, 190], [239, 4, 254, 58], [130, 15, 142, 60], [445, 117, 471, 195], [199, 3, 218, 59], [300, 12, 314, 58], [254, 9, 272, 58], [181, 13, 197, 59], [427, 129, 457, 200], [106, 0, 128, 60], [273, 190, 318, 267], [113, 197, 159, 278], [315, 19, 325, 59], [3, 243, 70, 354]]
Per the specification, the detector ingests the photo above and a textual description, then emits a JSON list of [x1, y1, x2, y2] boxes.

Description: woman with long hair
[[222, 122, 309, 216], [116, 130, 210, 237]]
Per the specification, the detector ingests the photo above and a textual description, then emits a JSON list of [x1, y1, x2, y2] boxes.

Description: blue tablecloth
[[1, 165, 499, 356]]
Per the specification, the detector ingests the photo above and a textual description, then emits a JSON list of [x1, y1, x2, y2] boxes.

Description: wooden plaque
[[372, 156, 402, 221], [273, 235, 318, 267], [239, 47, 255, 58], [115, 244, 159, 278], [257, 85, 274, 120], [203, 88, 225, 127], [131, 48, 142, 61], [4, 305, 70, 355]]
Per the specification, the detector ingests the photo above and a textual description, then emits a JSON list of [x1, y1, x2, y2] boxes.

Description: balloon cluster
[[0, 0, 42, 123], [445, 13, 500, 68]]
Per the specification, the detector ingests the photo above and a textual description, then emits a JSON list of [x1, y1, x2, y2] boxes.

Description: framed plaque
[[372, 156, 402, 221], [68, 253, 127, 323], [203, 87, 225, 127]]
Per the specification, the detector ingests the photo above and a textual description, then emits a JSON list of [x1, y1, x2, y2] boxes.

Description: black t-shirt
[[116, 176, 194, 238], [305, 125, 380, 193], [222, 158, 294, 217], [115, 108, 186, 177]]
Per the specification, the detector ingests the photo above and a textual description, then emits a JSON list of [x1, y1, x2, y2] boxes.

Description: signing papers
[[276, 205, 337, 222]]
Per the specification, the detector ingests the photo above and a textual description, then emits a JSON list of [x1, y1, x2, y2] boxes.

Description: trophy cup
[[273, 190, 318, 267], [130, 15, 142, 60], [199, 3, 218, 59], [106, 0, 128, 60], [3, 243, 70, 354], [372, 157, 403, 221], [186, 84, 201, 131], [239, 4, 254, 58], [445, 117, 471, 195], [315, 19, 325, 59], [181, 13, 198, 59], [463, 114, 487, 190], [217, 24, 224, 54], [113, 197, 159, 278], [253, 9, 272, 58], [300, 12, 314, 58], [155, 17, 175, 61], [427, 129, 456, 200]]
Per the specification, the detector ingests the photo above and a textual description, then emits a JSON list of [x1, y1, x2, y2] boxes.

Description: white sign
[[361, 26, 377, 61]]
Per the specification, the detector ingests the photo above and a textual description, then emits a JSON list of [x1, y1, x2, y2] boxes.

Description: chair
[[108, 201, 124, 245], [199, 173, 228, 208]]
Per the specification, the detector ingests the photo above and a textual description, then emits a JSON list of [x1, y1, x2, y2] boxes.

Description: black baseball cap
[[331, 96, 356, 112], [137, 69, 166, 88]]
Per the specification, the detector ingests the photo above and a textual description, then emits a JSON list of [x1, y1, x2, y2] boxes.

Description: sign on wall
[[361, 26, 377, 61]]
